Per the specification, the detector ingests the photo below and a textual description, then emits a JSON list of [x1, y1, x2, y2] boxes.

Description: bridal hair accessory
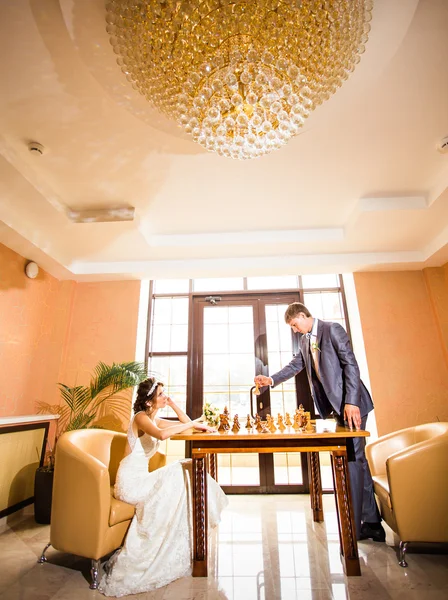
[[147, 381, 158, 397]]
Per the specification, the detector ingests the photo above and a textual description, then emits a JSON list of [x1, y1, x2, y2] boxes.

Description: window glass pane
[[150, 322, 188, 352], [266, 304, 295, 384], [269, 390, 297, 416], [274, 453, 302, 484], [229, 353, 255, 386], [203, 305, 255, 422], [204, 323, 229, 353], [301, 274, 339, 289], [229, 323, 254, 353], [148, 355, 187, 417], [204, 306, 228, 324], [171, 297, 189, 324], [304, 292, 344, 323], [203, 388, 230, 410], [170, 324, 188, 352], [266, 321, 280, 352], [218, 453, 260, 485], [152, 297, 189, 326], [229, 306, 253, 323], [247, 275, 298, 290], [321, 292, 344, 320], [152, 298, 172, 325], [151, 324, 171, 352], [153, 279, 189, 294], [303, 293, 323, 318], [204, 356, 230, 386], [193, 277, 244, 292]]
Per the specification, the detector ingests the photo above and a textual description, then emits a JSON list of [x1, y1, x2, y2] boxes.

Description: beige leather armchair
[[38, 429, 167, 588], [366, 422, 448, 567]]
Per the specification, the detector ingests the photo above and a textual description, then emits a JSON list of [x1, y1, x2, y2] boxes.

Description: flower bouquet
[[203, 401, 220, 427]]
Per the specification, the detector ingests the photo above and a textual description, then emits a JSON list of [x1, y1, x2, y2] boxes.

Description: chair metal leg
[[90, 559, 101, 589], [398, 541, 408, 567], [37, 542, 51, 563]]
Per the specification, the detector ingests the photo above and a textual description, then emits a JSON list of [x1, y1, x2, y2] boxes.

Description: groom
[[254, 301, 385, 542]]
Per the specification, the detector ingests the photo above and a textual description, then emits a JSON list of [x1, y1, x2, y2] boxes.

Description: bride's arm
[[134, 412, 211, 441], [166, 397, 191, 423]]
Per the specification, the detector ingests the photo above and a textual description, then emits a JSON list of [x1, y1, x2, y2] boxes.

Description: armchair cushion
[[109, 487, 135, 526]]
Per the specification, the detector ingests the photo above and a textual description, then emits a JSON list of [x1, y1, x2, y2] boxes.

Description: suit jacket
[[271, 320, 374, 419]]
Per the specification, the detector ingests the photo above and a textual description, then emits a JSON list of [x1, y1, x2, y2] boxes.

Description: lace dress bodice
[[126, 412, 160, 460]]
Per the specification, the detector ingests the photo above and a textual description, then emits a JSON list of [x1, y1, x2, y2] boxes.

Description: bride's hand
[[166, 396, 176, 407], [192, 420, 216, 433]]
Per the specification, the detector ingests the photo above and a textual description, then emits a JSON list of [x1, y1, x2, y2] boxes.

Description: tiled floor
[[0, 495, 447, 600]]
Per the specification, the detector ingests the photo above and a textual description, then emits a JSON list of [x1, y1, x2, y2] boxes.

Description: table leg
[[192, 452, 208, 577], [208, 453, 218, 480], [308, 451, 324, 522], [331, 449, 361, 576]]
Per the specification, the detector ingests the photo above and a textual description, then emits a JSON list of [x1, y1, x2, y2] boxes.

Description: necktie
[[310, 335, 319, 376]]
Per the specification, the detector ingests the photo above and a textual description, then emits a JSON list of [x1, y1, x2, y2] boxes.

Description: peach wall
[[354, 270, 448, 436], [58, 280, 141, 431], [0, 243, 142, 432], [424, 264, 448, 365], [0, 243, 75, 417]]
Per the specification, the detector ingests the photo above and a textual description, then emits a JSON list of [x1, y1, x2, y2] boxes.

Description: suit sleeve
[[329, 322, 361, 408], [271, 351, 305, 387]]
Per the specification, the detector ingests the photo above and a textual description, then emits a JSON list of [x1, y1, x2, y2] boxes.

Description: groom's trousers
[[310, 370, 381, 540]]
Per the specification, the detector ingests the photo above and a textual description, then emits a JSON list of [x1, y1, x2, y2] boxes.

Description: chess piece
[[292, 413, 301, 431], [245, 414, 253, 430], [305, 412, 313, 432], [296, 405, 306, 427], [285, 412, 292, 427], [261, 421, 269, 434], [254, 382, 261, 396], [254, 414, 263, 432], [277, 414, 286, 432], [223, 406, 230, 419], [218, 412, 230, 432], [266, 414, 277, 433], [232, 414, 241, 433]]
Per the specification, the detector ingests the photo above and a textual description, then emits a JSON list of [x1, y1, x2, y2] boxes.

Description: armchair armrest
[[149, 449, 167, 472], [387, 437, 448, 542], [366, 428, 417, 477], [51, 436, 112, 558]]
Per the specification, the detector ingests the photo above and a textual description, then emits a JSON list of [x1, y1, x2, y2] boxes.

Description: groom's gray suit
[[271, 319, 380, 538]]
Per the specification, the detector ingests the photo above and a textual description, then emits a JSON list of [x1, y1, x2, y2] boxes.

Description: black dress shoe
[[360, 522, 386, 542]]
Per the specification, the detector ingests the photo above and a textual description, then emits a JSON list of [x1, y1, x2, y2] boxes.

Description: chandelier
[[106, 1, 373, 160]]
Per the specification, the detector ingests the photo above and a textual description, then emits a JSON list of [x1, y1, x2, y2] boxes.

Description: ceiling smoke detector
[[28, 141, 45, 155], [436, 136, 448, 154]]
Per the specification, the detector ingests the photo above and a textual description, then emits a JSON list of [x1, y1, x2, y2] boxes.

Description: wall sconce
[[25, 261, 39, 279]]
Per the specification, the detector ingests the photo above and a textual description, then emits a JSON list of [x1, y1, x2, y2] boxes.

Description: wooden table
[[176, 421, 368, 578]]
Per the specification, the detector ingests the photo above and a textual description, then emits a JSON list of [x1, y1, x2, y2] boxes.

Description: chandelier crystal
[[106, 0, 373, 159]]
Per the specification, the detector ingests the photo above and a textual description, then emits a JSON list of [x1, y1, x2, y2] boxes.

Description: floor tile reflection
[[0, 495, 447, 600]]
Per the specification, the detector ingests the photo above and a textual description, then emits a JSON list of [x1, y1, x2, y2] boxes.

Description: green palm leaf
[[53, 361, 148, 436]]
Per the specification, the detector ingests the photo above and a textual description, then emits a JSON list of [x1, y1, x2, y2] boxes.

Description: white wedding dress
[[99, 414, 228, 597]]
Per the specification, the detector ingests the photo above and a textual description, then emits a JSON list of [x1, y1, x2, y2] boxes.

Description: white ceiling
[[0, 0, 448, 281]]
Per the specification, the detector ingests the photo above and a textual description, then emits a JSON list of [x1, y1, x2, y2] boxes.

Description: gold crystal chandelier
[[106, 1, 373, 159]]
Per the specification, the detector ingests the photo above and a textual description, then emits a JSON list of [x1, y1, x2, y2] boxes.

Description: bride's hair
[[133, 377, 164, 414]]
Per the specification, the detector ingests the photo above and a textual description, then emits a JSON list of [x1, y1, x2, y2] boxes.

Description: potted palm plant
[[34, 361, 147, 523]]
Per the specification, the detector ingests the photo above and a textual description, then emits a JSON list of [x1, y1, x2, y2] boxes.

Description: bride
[[99, 377, 228, 597]]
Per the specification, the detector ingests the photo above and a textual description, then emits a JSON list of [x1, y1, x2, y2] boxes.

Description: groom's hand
[[344, 404, 361, 431], [254, 375, 272, 387]]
